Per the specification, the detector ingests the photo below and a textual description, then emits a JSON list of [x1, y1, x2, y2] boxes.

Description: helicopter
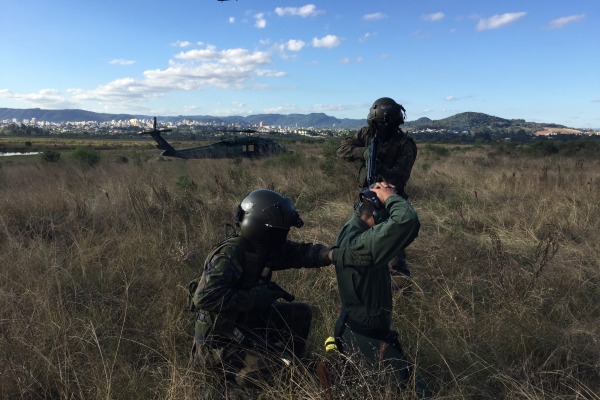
[[139, 117, 288, 159]]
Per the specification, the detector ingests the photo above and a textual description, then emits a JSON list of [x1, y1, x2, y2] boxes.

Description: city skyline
[[1, 1, 598, 128]]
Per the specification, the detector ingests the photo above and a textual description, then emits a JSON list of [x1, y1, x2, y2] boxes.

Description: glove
[[305, 244, 332, 266], [250, 284, 293, 309], [317, 246, 332, 266], [330, 244, 373, 267]]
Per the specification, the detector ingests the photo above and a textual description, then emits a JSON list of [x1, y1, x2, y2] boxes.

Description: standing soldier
[[189, 189, 371, 398], [336, 97, 418, 287]]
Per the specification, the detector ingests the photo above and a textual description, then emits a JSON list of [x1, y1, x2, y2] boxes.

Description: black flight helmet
[[367, 97, 406, 140], [359, 188, 390, 225], [236, 189, 304, 245]]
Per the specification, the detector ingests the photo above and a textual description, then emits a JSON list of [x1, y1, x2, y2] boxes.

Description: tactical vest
[[358, 131, 417, 190], [190, 235, 270, 340]]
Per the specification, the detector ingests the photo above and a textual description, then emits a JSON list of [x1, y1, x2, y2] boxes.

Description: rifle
[[365, 125, 379, 188], [264, 281, 295, 302], [230, 282, 296, 365], [232, 319, 294, 366], [360, 125, 385, 211]]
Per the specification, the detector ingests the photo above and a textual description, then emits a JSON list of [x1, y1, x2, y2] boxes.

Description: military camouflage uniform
[[336, 126, 417, 195], [337, 126, 418, 281], [333, 194, 430, 397], [190, 234, 369, 392]]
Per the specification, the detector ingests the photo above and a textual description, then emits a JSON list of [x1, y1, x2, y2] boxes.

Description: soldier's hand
[[250, 284, 293, 308], [265, 282, 295, 302], [371, 183, 396, 203], [330, 244, 373, 267]]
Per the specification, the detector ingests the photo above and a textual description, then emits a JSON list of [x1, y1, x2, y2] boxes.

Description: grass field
[[1, 138, 599, 399]]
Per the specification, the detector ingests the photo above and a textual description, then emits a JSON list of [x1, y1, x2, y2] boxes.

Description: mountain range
[[0, 107, 577, 133]]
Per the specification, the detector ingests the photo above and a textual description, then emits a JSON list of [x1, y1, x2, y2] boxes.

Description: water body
[[0, 152, 40, 157]]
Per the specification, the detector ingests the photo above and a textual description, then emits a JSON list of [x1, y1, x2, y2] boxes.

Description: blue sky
[[1, 1, 598, 128]]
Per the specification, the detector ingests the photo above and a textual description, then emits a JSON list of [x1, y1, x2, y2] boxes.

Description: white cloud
[[256, 69, 286, 77], [176, 46, 271, 66], [359, 32, 375, 43], [262, 102, 362, 115], [0, 88, 78, 109], [2, 44, 285, 111], [109, 59, 135, 66], [340, 57, 362, 64], [275, 4, 323, 17], [228, 17, 235, 24], [363, 12, 386, 21], [172, 40, 192, 48], [75, 45, 278, 105], [312, 103, 364, 113], [175, 45, 218, 60], [422, 12, 445, 22], [255, 13, 267, 29], [444, 95, 474, 102], [476, 12, 526, 31], [312, 35, 342, 48], [546, 14, 585, 29], [286, 39, 306, 52]]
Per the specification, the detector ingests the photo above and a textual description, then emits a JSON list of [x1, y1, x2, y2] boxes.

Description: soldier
[[332, 183, 431, 397], [336, 97, 418, 287], [189, 189, 370, 397]]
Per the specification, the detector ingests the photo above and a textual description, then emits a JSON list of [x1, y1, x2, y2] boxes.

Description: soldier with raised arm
[[337, 97, 418, 287]]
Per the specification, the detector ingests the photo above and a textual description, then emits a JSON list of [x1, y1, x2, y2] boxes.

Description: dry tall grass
[[0, 141, 598, 399]]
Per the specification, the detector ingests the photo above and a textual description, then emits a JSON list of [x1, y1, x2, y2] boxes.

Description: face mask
[[377, 124, 396, 141], [265, 227, 289, 248]]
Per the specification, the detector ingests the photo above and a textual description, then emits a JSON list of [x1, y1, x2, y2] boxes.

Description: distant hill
[[0, 108, 365, 129], [404, 111, 564, 132], [0, 107, 577, 133], [0, 108, 148, 124]]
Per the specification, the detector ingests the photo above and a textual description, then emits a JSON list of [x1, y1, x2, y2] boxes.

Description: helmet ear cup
[[235, 204, 244, 227]]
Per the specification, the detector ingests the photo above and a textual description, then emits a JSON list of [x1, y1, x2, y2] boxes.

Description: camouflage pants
[[192, 302, 312, 389]]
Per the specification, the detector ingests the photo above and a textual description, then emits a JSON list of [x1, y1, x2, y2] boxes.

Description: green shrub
[[71, 148, 101, 167], [176, 173, 197, 191], [41, 150, 61, 163], [424, 144, 450, 157], [131, 151, 143, 166]]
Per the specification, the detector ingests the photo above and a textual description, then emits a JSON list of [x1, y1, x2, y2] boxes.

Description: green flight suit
[[333, 194, 430, 396]]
